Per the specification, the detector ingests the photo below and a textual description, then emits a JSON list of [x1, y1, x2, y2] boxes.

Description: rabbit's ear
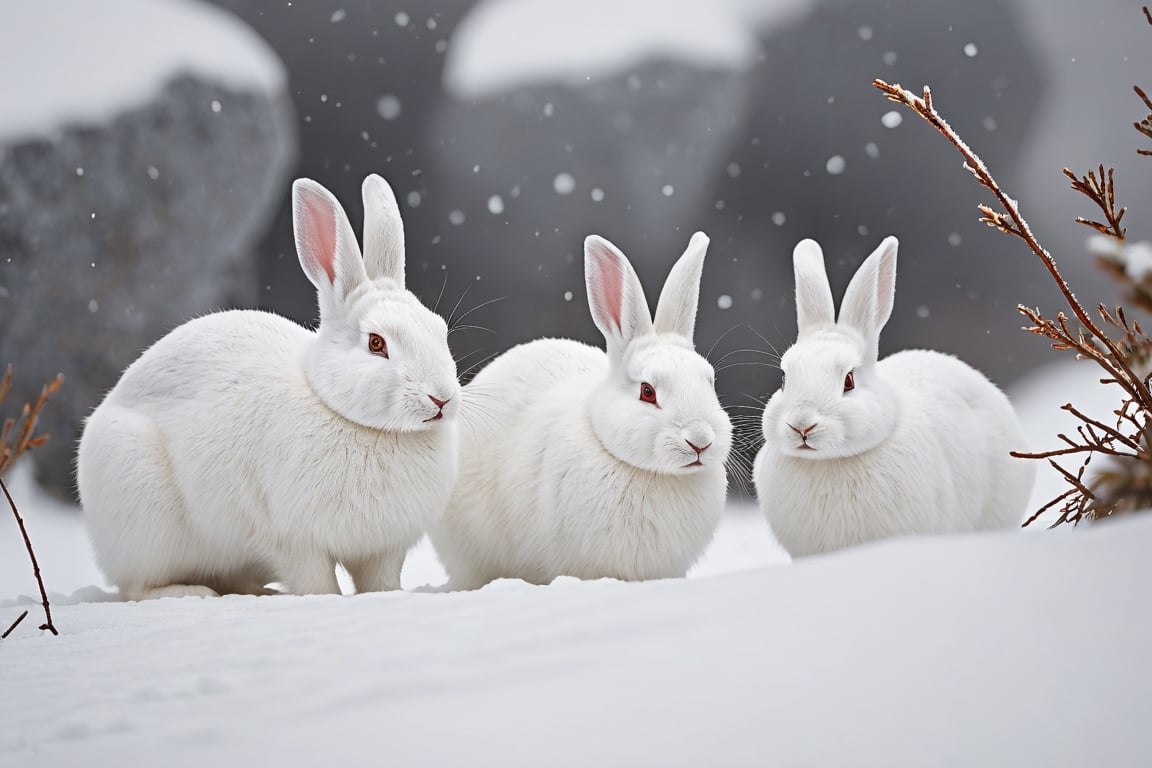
[[293, 178, 367, 307], [793, 239, 835, 336], [361, 173, 405, 287], [584, 235, 654, 354], [839, 236, 898, 358], [653, 231, 708, 341]]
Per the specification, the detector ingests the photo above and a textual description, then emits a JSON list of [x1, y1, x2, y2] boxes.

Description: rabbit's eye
[[368, 333, 389, 358], [639, 382, 658, 405], [844, 371, 855, 392]]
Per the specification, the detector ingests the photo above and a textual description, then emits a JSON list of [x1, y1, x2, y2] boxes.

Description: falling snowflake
[[376, 95, 402, 120], [553, 173, 576, 195]]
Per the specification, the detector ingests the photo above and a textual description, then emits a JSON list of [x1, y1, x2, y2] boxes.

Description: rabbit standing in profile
[[78, 174, 460, 600], [429, 232, 732, 590], [753, 236, 1036, 558]]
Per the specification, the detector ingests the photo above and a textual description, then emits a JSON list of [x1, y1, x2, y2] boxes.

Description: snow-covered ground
[[1, 490, 1147, 765], [2, 358, 1147, 765]]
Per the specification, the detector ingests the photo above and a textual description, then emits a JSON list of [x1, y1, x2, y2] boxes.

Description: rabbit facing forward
[[429, 232, 732, 589], [78, 175, 460, 600], [753, 237, 1036, 558]]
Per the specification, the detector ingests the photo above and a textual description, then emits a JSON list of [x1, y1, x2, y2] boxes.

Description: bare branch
[[2, 610, 28, 640]]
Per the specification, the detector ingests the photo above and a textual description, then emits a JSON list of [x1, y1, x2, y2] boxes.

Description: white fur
[[429, 232, 732, 589], [77, 174, 460, 600], [753, 236, 1037, 557]]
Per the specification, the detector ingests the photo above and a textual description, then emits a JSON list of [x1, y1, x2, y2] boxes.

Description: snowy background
[[4, 0, 1152, 498], [1, 1, 1150, 764]]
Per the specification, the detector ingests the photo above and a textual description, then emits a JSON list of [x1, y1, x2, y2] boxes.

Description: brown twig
[[1064, 165, 1126, 239], [1, 475, 57, 635], [2, 610, 28, 639], [0, 369, 63, 476], [0, 365, 63, 636], [1136, 13, 1152, 155]]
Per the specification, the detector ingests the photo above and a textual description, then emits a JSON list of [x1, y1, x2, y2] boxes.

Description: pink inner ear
[[589, 243, 625, 334], [302, 195, 337, 284]]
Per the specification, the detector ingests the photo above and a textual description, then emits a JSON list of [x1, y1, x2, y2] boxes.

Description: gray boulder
[[0, 71, 295, 497]]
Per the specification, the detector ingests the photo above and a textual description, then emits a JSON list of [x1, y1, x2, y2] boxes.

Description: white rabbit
[[77, 174, 460, 600], [753, 236, 1036, 558], [428, 232, 732, 589]]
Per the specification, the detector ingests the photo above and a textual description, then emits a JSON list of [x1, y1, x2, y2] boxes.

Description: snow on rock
[[0, 0, 296, 496], [1088, 235, 1152, 282], [1, 511, 1147, 765], [0, 0, 284, 142], [444, 0, 760, 99]]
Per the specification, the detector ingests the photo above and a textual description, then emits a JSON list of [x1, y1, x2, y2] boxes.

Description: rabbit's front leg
[[277, 551, 340, 595], [345, 550, 404, 593]]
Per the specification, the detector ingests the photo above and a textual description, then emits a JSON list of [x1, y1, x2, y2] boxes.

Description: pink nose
[[685, 440, 711, 455], [789, 423, 817, 437], [428, 395, 450, 410]]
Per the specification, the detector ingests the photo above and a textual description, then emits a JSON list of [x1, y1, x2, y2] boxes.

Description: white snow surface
[[444, 0, 776, 99], [0, 0, 284, 142], [2, 364, 1149, 764], [1, 506, 1148, 765]]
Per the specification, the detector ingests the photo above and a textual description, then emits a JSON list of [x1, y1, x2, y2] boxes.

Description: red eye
[[639, 382, 658, 405], [368, 333, 388, 358], [844, 371, 855, 392]]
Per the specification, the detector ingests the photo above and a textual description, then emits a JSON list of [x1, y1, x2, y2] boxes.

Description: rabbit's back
[[105, 310, 309, 412], [882, 349, 1034, 529]]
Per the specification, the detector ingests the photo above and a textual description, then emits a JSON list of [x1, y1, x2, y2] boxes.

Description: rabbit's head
[[762, 237, 900, 459], [293, 175, 459, 432], [583, 232, 732, 475]]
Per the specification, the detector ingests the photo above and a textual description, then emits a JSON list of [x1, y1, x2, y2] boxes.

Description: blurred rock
[[703, 0, 1047, 405], [427, 60, 753, 345], [202, 0, 480, 324], [0, 74, 294, 497]]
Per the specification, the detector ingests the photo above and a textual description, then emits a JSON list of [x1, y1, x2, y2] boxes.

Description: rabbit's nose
[[789, 422, 818, 437], [428, 394, 450, 410], [682, 423, 715, 451]]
